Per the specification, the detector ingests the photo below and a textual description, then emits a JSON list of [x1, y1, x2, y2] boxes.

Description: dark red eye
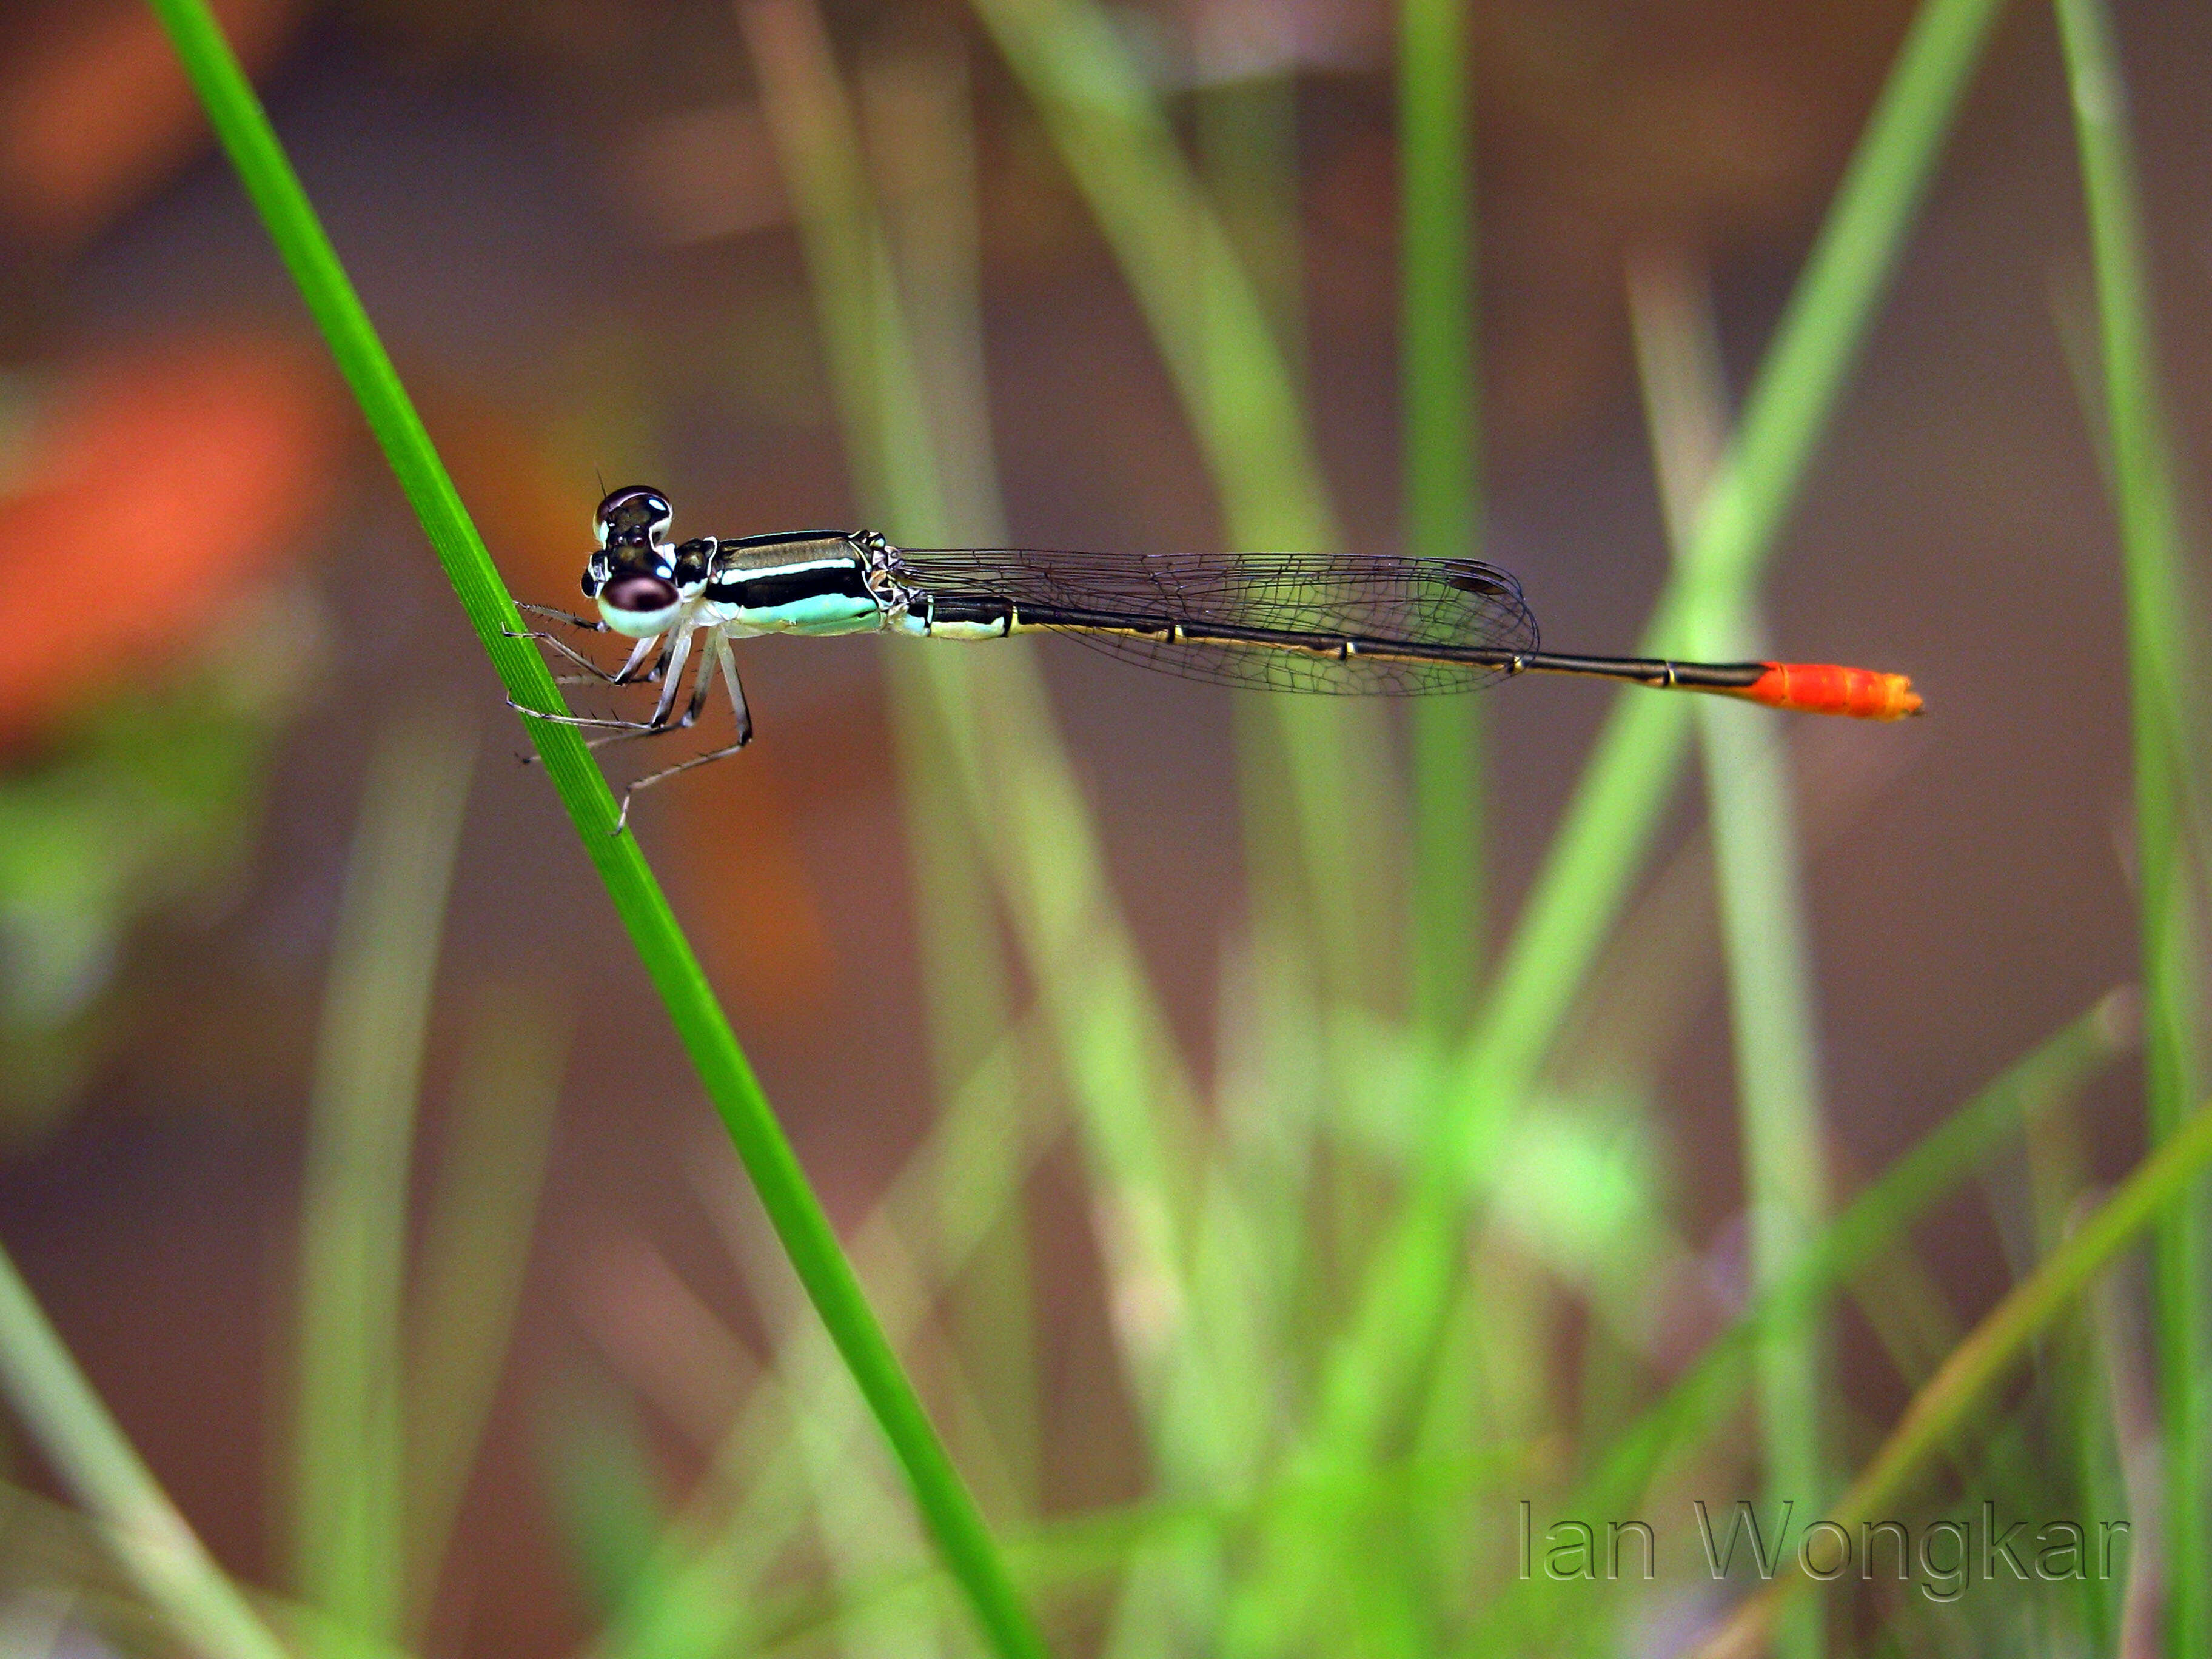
[[602, 572, 679, 613]]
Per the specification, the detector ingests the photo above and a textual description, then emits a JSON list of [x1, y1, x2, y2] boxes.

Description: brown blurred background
[[0, 0, 2205, 1650]]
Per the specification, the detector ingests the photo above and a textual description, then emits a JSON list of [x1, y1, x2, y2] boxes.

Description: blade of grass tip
[[292, 712, 472, 1653], [142, 7, 1045, 1656], [0, 1243, 291, 1659], [2052, 2, 2210, 1649], [401, 987, 569, 1640], [1460, 989, 2131, 1657], [1689, 1088, 2212, 1659], [1399, 0, 1487, 1037], [1632, 250, 1831, 1659], [1312, 0, 2011, 1467]]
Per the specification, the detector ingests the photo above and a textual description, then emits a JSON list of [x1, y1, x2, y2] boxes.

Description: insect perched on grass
[[511, 486, 1922, 829]]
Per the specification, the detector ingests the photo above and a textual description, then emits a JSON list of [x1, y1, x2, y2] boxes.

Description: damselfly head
[[585, 486, 685, 634], [595, 485, 673, 550]]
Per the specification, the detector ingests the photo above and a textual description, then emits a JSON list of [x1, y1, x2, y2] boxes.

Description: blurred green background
[[0, 0, 2206, 1654]]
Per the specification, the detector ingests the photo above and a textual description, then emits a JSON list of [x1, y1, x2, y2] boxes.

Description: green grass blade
[[1316, 0, 2009, 1461], [403, 988, 569, 1637], [1197, 71, 1307, 403], [2051, 1, 2210, 1647], [141, 6, 1042, 1655], [292, 714, 473, 1649], [0, 1242, 292, 1659], [537, 1378, 672, 1620], [1632, 253, 1831, 1659], [1460, 991, 2130, 1654], [1691, 1085, 2212, 1659], [716, 1198, 947, 1659], [1399, 0, 1487, 1033], [593, 1031, 1046, 1659]]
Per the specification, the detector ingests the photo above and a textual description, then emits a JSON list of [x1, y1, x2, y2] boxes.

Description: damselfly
[[511, 486, 1921, 828]]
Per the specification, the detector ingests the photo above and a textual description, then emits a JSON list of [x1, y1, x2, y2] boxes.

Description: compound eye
[[595, 485, 674, 543], [602, 572, 680, 614]]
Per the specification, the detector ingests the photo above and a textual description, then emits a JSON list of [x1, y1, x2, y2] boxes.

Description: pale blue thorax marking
[[699, 551, 887, 639], [713, 592, 884, 637]]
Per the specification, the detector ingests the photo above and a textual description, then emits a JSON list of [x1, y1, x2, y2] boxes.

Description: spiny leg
[[508, 632, 670, 755], [611, 635, 753, 833], [506, 622, 669, 688], [643, 626, 699, 729], [508, 702, 663, 733], [516, 625, 708, 761], [514, 629, 637, 685], [516, 600, 606, 631], [581, 631, 723, 754]]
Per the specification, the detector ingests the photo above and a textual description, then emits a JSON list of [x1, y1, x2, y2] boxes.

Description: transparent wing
[[886, 548, 1541, 695]]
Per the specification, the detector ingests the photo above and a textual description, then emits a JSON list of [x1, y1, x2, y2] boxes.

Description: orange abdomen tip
[[1737, 662, 1923, 721]]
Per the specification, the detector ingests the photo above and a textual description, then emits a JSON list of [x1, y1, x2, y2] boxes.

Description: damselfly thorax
[[509, 486, 1920, 831]]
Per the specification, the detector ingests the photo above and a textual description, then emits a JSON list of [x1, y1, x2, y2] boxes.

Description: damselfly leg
[[506, 608, 668, 686], [609, 632, 754, 833], [579, 628, 726, 753], [511, 622, 754, 830]]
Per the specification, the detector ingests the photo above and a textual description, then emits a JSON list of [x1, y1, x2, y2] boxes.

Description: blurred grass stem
[[0, 1242, 290, 1659], [1464, 991, 2130, 1653], [859, 37, 1045, 1515], [1398, 0, 1487, 1034], [965, 0, 1406, 1021], [2051, 0, 2211, 1647], [1691, 1088, 2212, 1659], [403, 989, 569, 1637], [292, 713, 472, 1649], [1632, 253, 1832, 1659]]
